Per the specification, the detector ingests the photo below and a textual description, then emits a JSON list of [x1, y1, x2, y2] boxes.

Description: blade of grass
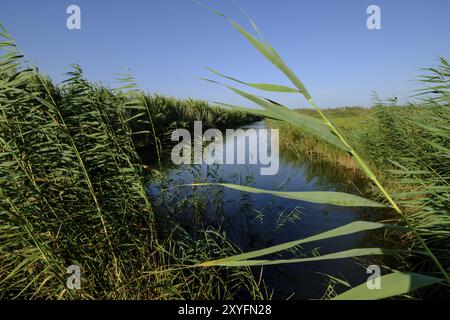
[[198, 248, 395, 267], [211, 8, 450, 285], [202, 79, 348, 150], [332, 272, 443, 300], [196, 221, 397, 267], [203, 66, 298, 92], [181, 183, 386, 208]]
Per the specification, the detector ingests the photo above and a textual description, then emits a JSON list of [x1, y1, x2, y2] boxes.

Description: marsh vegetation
[[1, 11, 449, 301]]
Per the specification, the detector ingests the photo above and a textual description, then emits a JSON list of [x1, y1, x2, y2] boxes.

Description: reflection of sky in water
[[149, 121, 376, 299]]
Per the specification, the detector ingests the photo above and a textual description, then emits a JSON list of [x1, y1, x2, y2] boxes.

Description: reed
[[1, 7, 449, 299], [0, 23, 261, 299], [188, 6, 449, 299]]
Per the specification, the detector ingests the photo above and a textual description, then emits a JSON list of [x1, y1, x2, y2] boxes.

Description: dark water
[[149, 120, 381, 299]]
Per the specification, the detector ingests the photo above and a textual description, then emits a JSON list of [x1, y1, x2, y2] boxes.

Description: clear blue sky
[[1, 0, 449, 107]]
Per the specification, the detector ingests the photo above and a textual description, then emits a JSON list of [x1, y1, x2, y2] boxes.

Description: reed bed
[[268, 101, 450, 299], [190, 5, 450, 299], [0, 23, 261, 299], [1, 6, 449, 299]]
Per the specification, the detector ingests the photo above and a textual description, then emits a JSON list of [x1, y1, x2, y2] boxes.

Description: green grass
[[130, 94, 260, 154], [1, 7, 449, 300], [268, 85, 450, 299], [193, 7, 449, 299], [0, 24, 262, 299]]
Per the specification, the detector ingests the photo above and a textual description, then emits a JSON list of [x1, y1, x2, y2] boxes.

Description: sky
[[1, 0, 449, 108]]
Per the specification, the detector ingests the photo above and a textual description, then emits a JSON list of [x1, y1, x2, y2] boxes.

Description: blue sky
[[1, 0, 449, 108]]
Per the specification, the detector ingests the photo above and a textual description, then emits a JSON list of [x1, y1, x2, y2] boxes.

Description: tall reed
[[187, 5, 449, 299], [0, 23, 261, 299]]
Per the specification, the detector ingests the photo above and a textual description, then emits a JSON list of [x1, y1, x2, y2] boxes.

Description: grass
[[1, 6, 449, 300], [129, 93, 261, 165], [268, 73, 450, 298], [0, 24, 262, 299], [193, 6, 449, 299], [266, 108, 369, 173]]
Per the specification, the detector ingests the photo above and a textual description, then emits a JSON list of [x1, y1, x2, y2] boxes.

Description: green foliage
[[129, 94, 260, 162], [195, 221, 398, 267], [332, 272, 442, 300], [1, 7, 449, 300], [0, 24, 260, 299], [192, 8, 450, 299], [183, 183, 386, 207]]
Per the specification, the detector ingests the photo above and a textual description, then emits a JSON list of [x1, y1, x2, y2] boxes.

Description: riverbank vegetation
[[197, 9, 449, 299], [269, 99, 450, 298], [1, 7, 449, 300], [131, 94, 261, 164], [0, 24, 262, 299]]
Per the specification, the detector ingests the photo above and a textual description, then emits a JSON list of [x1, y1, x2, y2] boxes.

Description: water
[[149, 120, 381, 299]]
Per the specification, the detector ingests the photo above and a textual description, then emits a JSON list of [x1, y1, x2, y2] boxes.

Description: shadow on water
[[147, 120, 388, 299]]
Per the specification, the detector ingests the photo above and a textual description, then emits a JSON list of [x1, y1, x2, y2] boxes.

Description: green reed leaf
[[185, 183, 385, 208], [205, 248, 394, 267], [204, 66, 298, 92], [203, 79, 349, 150], [332, 272, 443, 300], [196, 221, 396, 267], [215, 12, 312, 100]]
